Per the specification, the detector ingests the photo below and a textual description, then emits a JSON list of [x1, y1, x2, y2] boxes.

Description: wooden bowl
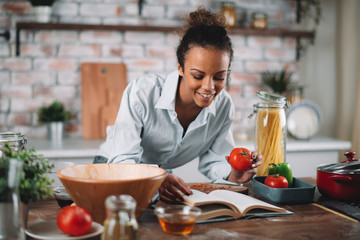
[[57, 164, 167, 223]]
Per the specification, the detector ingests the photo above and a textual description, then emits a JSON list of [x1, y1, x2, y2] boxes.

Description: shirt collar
[[155, 70, 217, 117], [155, 70, 178, 110]]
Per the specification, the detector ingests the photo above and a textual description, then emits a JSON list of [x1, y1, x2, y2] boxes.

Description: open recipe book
[[181, 189, 293, 223]]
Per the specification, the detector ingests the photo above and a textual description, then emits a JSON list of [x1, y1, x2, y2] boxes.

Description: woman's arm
[[197, 94, 262, 184]]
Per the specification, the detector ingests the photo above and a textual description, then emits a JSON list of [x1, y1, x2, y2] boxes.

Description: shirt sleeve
[[197, 101, 235, 182], [104, 80, 145, 164]]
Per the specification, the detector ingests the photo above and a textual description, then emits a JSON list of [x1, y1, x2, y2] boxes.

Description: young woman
[[96, 7, 262, 203]]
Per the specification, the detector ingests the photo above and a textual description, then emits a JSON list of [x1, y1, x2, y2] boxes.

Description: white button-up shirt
[[97, 70, 235, 182]]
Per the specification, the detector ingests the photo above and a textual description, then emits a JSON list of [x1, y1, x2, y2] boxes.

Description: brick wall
[[0, 0, 299, 140]]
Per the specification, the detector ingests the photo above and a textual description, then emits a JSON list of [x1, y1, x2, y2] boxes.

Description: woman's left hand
[[226, 152, 262, 184]]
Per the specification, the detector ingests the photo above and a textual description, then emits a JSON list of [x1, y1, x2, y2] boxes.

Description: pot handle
[[329, 175, 352, 183]]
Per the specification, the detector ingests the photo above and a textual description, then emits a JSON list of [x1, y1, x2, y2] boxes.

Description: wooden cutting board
[[81, 63, 127, 139]]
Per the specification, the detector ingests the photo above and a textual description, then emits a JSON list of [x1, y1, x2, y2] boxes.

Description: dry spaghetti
[[256, 108, 286, 176]]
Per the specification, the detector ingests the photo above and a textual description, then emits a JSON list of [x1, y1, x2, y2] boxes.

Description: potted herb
[[38, 100, 71, 141], [28, 0, 57, 23], [0, 144, 54, 227], [260, 69, 293, 95]]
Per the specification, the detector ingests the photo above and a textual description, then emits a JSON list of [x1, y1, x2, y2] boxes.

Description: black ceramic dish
[[251, 176, 315, 204], [53, 186, 73, 208]]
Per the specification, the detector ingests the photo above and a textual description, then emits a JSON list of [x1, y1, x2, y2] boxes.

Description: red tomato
[[56, 205, 92, 236], [228, 147, 252, 171], [264, 174, 289, 188]]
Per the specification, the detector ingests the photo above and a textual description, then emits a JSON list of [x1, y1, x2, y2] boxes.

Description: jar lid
[[105, 194, 137, 211], [256, 91, 287, 103], [221, 1, 235, 6], [252, 12, 268, 19], [0, 131, 24, 143]]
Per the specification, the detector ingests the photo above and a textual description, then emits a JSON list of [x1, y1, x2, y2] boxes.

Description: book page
[[182, 190, 240, 214], [209, 190, 287, 215], [196, 204, 236, 222], [183, 189, 227, 205]]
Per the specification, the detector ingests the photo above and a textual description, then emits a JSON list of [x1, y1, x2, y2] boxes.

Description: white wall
[[299, 0, 337, 138]]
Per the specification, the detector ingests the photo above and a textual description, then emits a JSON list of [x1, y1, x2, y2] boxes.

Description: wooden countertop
[[26, 178, 360, 240]]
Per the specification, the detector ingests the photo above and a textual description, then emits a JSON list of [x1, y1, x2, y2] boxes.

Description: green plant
[[0, 144, 54, 204], [297, 0, 322, 59], [28, 0, 57, 6], [299, 0, 322, 29], [38, 100, 71, 123], [260, 69, 293, 95]]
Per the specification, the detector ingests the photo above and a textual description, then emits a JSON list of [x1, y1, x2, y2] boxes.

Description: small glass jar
[[102, 195, 138, 240], [221, 2, 237, 28], [250, 91, 289, 176], [0, 158, 25, 240], [286, 85, 304, 105], [250, 12, 268, 30], [0, 132, 27, 153]]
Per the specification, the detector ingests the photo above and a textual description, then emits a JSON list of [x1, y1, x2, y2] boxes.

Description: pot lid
[[330, 168, 360, 175], [317, 160, 360, 174]]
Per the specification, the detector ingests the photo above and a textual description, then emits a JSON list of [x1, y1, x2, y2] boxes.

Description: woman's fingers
[[158, 174, 192, 203], [174, 176, 192, 196], [159, 187, 181, 203]]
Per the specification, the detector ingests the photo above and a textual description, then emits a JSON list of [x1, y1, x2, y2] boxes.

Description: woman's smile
[[197, 92, 215, 101]]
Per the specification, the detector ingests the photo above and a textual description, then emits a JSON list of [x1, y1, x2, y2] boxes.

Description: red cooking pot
[[316, 152, 360, 201]]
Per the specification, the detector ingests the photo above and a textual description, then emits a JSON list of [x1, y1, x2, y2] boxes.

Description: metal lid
[[254, 91, 290, 109], [256, 91, 287, 103], [221, 1, 235, 7], [317, 160, 360, 175], [105, 194, 137, 212], [251, 12, 268, 19], [0, 131, 24, 143], [249, 91, 290, 119]]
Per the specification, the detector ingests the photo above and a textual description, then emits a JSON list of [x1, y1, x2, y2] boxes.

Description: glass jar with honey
[[221, 2, 237, 28], [249, 91, 289, 176], [250, 12, 268, 30]]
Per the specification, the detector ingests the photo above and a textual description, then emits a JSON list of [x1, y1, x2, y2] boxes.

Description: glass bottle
[[221, 2, 237, 28], [0, 158, 25, 240], [102, 194, 138, 240], [250, 91, 289, 176]]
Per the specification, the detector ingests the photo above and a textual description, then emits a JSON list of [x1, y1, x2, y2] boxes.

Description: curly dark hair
[[176, 7, 234, 70]]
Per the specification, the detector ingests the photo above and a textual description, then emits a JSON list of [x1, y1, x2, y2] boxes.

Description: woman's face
[[178, 46, 230, 108]]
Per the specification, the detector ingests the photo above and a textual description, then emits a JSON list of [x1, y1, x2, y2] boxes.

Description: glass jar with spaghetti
[[249, 91, 289, 176]]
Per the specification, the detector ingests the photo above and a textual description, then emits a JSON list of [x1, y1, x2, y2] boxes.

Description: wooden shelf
[[15, 21, 314, 59], [16, 22, 177, 33]]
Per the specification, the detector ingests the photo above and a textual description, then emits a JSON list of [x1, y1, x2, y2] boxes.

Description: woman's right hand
[[158, 174, 192, 203], [226, 152, 262, 184]]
